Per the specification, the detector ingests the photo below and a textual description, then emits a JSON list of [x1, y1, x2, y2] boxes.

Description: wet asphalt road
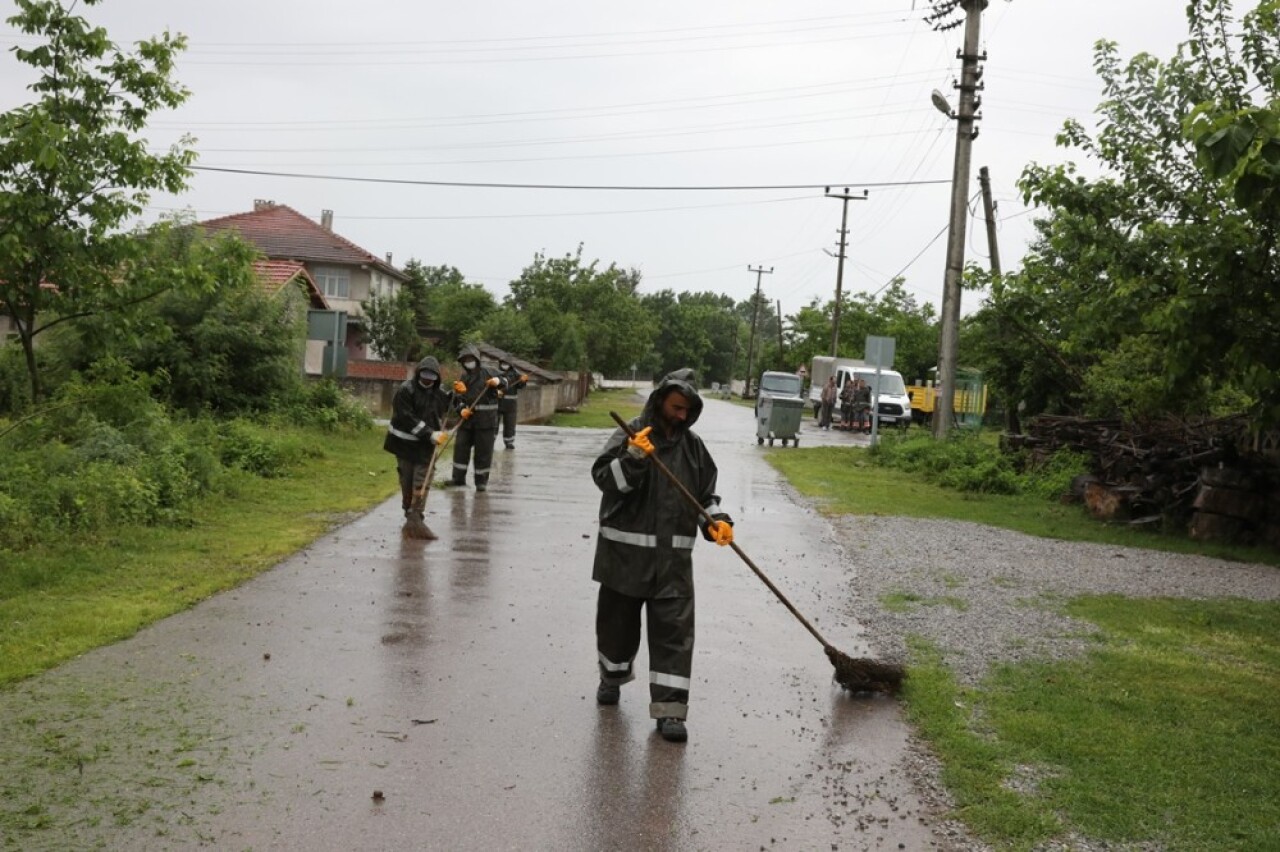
[[1, 398, 958, 851]]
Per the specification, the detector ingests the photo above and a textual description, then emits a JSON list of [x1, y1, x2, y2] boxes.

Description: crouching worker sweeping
[[384, 356, 452, 538], [591, 369, 734, 743]]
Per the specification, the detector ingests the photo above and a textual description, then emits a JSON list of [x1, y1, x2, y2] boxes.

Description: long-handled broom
[[609, 411, 905, 694], [403, 383, 497, 540]]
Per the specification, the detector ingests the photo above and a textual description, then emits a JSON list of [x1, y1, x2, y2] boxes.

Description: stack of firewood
[[1009, 414, 1278, 547]]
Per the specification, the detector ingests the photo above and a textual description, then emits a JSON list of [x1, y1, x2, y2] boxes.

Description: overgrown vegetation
[[0, 363, 371, 554], [868, 429, 1089, 499], [0, 425, 392, 686]]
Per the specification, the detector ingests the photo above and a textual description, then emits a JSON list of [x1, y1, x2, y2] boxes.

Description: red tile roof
[[252, 260, 329, 309], [199, 204, 407, 281], [347, 359, 415, 381]]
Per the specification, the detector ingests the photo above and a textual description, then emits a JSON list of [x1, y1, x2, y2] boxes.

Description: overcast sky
[[2, 0, 1193, 316]]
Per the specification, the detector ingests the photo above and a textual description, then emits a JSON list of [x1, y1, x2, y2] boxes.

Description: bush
[[215, 418, 313, 478], [870, 429, 1086, 498]]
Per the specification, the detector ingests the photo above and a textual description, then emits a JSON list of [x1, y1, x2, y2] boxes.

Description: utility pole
[[743, 264, 773, 398], [931, 0, 987, 439], [824, 187, 868, 357], [775, 300, 786, 370], [978, 165, 1001, 275]]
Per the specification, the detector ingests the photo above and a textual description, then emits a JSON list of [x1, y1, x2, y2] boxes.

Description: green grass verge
[[547, 387, 645, 428], [0, 427, 396, 686], [767, 445, 1280, 566], [902, 597, 1280, 850], [767, 443, 1280, 848]]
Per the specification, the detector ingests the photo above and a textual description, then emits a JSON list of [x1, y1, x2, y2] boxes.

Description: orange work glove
[[625, 425, 655, 459], [520, 374, 529, 382], [460, 408, 473, 420], [453, 380, 467, 394], [433, 431, 449, 446], [707, 520, 734, 546], [486, 376, 501, 388]]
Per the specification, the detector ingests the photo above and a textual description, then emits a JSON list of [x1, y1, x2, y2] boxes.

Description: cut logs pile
[[1004, 414, 1280, 549]]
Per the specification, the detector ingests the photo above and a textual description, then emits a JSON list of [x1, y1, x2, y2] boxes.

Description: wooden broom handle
[[608, 411, 833, 651]]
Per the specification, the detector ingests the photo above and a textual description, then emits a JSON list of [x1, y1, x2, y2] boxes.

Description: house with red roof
[[199, 201, 409, 367]]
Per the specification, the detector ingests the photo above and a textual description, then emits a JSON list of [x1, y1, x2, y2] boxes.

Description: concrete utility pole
[[933, 0, 987, 439], [978, 165, 1001, 275], [743, 264, 773, 397], [824, 187, 868, 357]]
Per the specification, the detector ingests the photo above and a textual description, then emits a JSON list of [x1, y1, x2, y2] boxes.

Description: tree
[[362, 289, 418, 361], [50, 227, 306, 415], [993, 0, 1280, 424], [507, 246, 656, 375], [472, 306, 539, 356], [641, 290, 737, 383], [0, 0, 194, 405]]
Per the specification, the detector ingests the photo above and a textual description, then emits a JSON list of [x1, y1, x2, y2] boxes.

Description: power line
[[190, 165, 952, 192]]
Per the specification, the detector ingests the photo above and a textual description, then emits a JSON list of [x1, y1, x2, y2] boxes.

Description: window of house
[[315, 267, 350, 299]]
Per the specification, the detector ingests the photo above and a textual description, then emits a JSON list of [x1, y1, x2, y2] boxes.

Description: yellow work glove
[[486, 376, 501, 388], [453, 380, 467, 394], [707, 520, 734, 546], [433, 431, 449, 446], [460, 408, 473, 420], [625, 426, 655, 459]]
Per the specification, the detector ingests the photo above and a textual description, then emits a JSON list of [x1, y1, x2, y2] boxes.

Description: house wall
[[306, 264, 404, 363]]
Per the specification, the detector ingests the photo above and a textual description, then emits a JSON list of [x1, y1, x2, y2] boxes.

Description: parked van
[[807, 356, 912, 428]]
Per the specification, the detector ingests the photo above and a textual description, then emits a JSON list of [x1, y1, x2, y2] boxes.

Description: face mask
[[418, 372, 438, 388], [462, 360, 477, 371]]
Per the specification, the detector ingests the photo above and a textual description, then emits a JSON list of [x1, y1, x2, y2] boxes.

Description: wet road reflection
[[0, 398, 957, 851]]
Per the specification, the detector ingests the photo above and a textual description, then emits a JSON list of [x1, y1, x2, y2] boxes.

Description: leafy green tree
[[507, 246, 656, 375], [642, 290, 738, 383], [51, 228, 305, 415], [471, 306, 539, 356], [994, 0, 1280, 424], [777, 281, 938, 381], [425, 275, 497, 358], [0, 0, 194, 405], [362, 289, 417, 361]]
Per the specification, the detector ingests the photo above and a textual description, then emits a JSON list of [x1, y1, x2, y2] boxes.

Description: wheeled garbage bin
[[756, 395, 804, 447]]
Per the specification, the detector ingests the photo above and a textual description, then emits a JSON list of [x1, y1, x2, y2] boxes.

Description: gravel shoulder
[[830, 516, 1280, 687], [826, 516, 1280, 852]]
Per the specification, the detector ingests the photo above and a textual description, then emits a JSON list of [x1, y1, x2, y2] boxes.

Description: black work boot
[[596, 681, 620, 705], [656, 717, 687, 743]]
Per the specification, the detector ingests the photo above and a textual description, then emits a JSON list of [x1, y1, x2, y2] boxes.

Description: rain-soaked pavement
[[1, 397, 963, 851]]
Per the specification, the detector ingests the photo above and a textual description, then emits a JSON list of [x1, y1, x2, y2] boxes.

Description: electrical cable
[[189, 165, 951, 192]]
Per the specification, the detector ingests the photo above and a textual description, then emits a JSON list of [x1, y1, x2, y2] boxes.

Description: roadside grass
[[903, 597, 1280, 851], [547, 387, 645, 428], [0, 427, 396, 686], [766, 445, 1280, 566], [769, 443, 1280, 849]]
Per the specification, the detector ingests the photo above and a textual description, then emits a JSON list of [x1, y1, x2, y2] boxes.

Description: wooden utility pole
[[978, 165, 1001, 275], [743, 265, 773, 397], [824, 187, 868, 356], [775, 300, 786, 369], [933, 0, 987, 439]]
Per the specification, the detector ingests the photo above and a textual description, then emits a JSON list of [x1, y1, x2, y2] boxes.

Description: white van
[[849, 366, 912, 428], [812, 363, 912, 428]]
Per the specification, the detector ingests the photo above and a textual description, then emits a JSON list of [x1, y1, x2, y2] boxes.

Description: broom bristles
[[402, 515, 437, 540], [826, 646, 905, 695]]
